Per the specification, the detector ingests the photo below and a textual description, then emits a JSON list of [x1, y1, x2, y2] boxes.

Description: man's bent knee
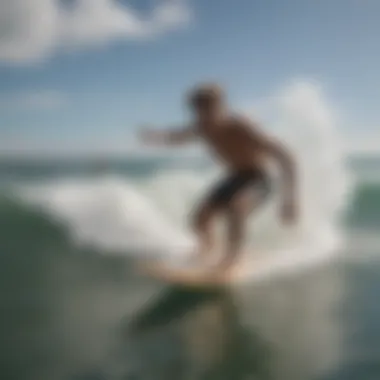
[[192, 204, 217, 232], [229, 191, 255, 218]]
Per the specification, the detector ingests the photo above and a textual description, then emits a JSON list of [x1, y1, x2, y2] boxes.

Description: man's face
[[191, 100, 223, 123]]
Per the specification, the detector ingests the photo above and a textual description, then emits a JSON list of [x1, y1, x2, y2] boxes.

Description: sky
[[0, 0, 379, 156]]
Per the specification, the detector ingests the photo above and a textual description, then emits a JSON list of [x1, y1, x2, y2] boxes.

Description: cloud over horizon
[[0, 90, 67, 111], [0, 0, 191, 64]]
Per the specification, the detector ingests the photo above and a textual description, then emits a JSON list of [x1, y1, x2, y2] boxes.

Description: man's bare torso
[[195, 115, 265, 172]]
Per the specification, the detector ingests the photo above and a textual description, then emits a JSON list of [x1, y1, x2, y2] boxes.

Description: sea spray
[[20, 80, 351, 277]]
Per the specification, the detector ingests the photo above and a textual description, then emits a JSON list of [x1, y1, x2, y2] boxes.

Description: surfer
[[140, 83, 298, 273]]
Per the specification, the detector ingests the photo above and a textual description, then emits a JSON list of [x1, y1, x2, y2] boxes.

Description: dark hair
[[187, 83, 225, 108]]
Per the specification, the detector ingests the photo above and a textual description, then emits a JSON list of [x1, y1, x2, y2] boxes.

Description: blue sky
[[0, 0, 379, 154]]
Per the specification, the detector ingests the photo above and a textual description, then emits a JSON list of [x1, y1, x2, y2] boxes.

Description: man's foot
[[189, 249, 216, 267], [205, 259, 236, 282], [214, 249, 246, 277]]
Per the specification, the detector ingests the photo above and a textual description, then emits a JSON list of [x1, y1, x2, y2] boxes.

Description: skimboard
[[137, 259, 250, 288]]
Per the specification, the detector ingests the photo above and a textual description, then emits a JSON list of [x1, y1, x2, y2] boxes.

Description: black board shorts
[[207, 168, 271, 208]]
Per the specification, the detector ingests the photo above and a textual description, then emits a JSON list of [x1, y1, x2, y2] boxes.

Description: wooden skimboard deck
[[137, 259, 247, 288]]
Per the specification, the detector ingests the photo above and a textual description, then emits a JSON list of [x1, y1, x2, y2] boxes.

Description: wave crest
[[19, 81, 351, 277]]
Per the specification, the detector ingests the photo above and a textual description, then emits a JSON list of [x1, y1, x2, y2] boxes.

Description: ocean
[[1, 85, 380, 380], [0, 152, 379, 380]]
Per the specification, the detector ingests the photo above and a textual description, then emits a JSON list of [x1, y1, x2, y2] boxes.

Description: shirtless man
[[140, 83, 298, 272]]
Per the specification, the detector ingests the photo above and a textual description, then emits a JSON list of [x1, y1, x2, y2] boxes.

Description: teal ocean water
[[0, 154, 379, 380]]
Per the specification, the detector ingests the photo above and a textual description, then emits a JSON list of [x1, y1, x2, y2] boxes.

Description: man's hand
[[139, 126, 162, 144], [139, 125, 196, 146]]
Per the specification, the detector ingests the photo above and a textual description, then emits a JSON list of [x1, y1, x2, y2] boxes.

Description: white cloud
[[0, 90, 66, 110], [0, 0, 191, 64]]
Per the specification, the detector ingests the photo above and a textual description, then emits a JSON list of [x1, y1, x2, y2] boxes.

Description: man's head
[[187, 83, 226, 122]]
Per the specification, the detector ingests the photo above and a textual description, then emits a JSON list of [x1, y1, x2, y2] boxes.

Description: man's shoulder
[[228, 112, 255, 129]]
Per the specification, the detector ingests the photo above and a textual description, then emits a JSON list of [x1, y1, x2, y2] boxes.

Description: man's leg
[[192, 200, 220, 262], [220, 190, 257, 271]]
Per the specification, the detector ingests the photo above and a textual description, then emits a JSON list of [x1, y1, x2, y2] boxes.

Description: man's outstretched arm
[[140, 126, 197, 146]]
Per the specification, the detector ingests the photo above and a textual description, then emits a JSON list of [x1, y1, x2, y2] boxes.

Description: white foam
[[19, 80, 351, 279]]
